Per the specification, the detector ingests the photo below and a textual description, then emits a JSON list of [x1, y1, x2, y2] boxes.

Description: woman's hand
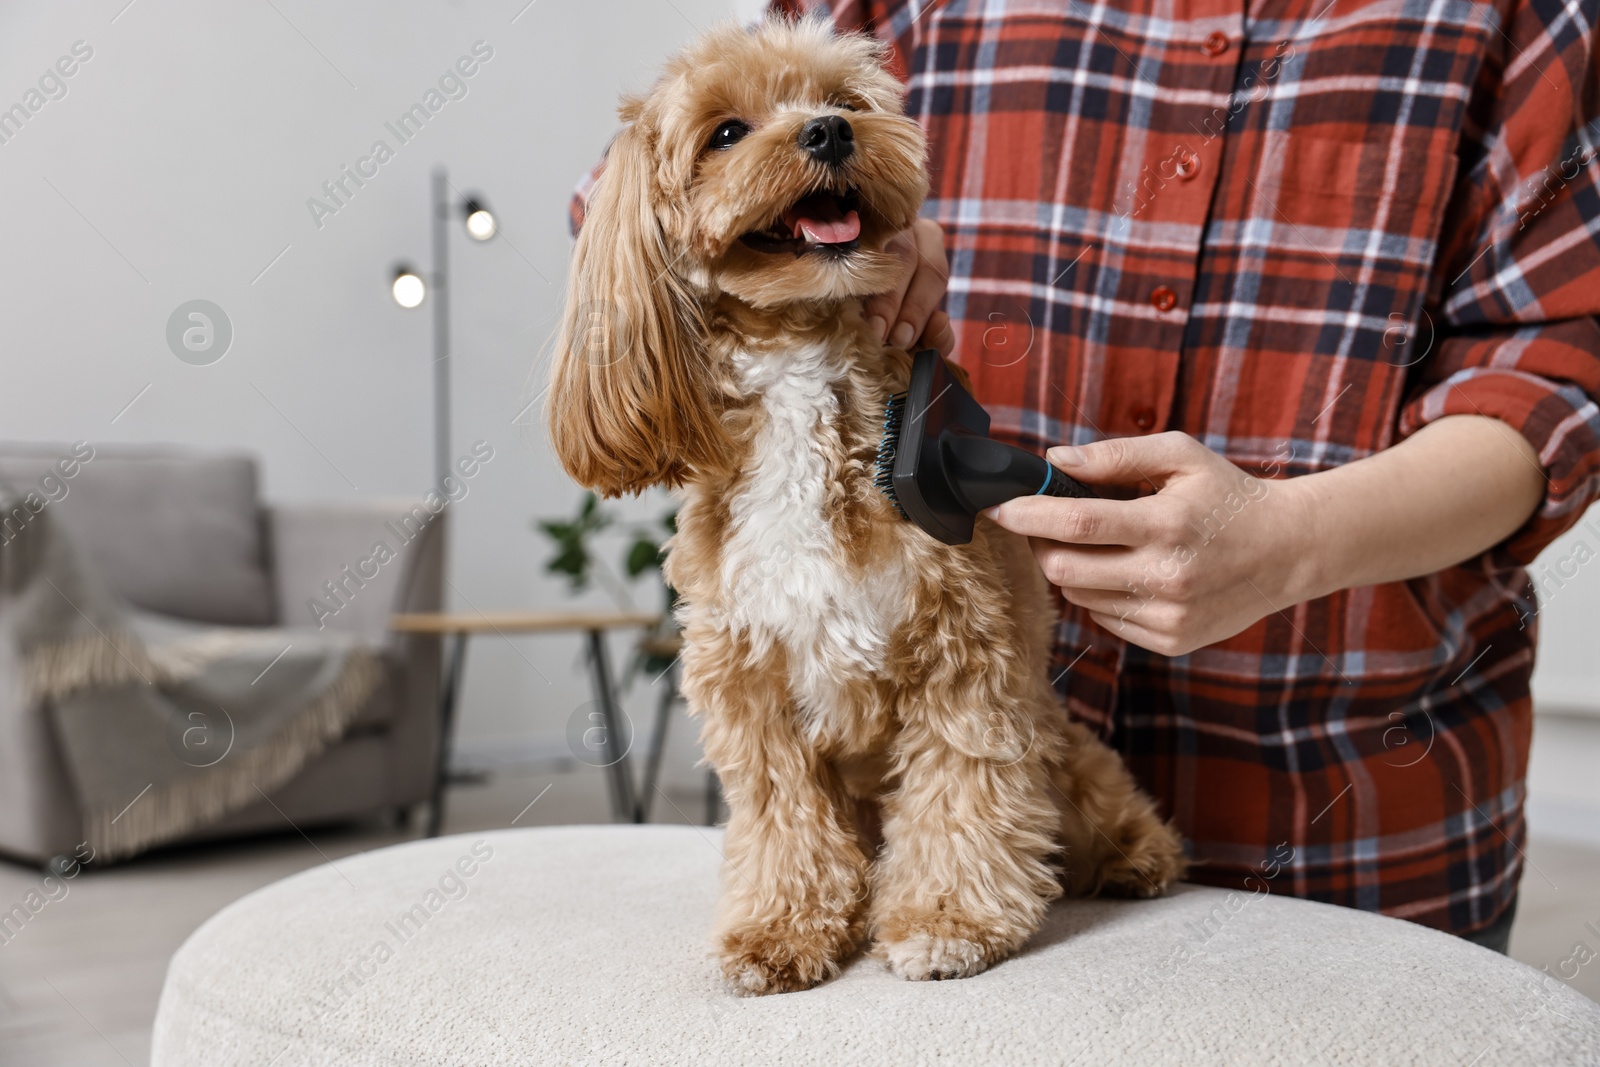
[[865, 218, 955, 356], [984, 417, 1545, 658], [983, 433, 1317, 657]]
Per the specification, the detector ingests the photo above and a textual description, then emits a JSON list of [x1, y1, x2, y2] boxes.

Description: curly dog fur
[[548, 16, 1184, 995]]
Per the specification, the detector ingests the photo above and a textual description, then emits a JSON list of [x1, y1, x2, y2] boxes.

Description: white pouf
[[152, 825, 1600, 1066]]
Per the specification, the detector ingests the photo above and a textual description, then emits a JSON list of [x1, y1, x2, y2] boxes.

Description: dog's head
[[549, 18, 928, 495]]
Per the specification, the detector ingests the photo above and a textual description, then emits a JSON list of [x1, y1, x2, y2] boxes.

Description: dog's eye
[[830, 99, 861, 112], [708, 120, 750, 151]]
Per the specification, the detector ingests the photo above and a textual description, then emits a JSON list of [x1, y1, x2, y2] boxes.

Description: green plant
[[535, 492, 612, 592], [533, 492, 680, 676], [624, 510, 678, 608]]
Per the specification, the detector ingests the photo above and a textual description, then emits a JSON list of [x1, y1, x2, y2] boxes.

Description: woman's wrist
[[1263, 472, 1334, 609]]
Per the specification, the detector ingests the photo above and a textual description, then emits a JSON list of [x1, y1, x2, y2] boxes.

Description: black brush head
[[875, 350, 990, 544], [874, 391, 909, 520], [875, 350, 1097, 545]]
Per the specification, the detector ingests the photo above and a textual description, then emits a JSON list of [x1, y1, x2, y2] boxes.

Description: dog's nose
[[799, 115, 854, 165]]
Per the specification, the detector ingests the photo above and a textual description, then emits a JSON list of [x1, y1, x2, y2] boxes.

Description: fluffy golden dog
[[549, 17, 1184, 995]]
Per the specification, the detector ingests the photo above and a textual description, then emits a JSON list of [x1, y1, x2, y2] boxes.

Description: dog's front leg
[[691, 641, 868, 996], [869, 711, 1063, 981]]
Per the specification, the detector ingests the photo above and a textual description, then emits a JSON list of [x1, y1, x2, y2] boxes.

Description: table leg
[[426, 631, 469, 838], [705, 769, 721, 827], [585, 629, 637, 823], [637, 659, 678, 823]]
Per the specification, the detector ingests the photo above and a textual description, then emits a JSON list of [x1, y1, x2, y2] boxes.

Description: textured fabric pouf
[[151, 825, 1600, 1065]]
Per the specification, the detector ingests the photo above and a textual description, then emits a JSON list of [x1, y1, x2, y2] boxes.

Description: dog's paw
[[872, 912, 1027, 982], [718, 919, 856, 996], [1095, 816, 1186, 898], [876, 931, 992, 981]]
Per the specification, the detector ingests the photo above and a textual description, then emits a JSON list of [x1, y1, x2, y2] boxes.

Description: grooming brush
[[875, 349, 1097, 545]]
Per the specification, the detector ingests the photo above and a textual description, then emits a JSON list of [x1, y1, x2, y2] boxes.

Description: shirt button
[[1131, 406, 1157, 431], [1150, 285, 1178, 311], [1174, 149, 1200, 181], [1202, 31, 1230, 56]]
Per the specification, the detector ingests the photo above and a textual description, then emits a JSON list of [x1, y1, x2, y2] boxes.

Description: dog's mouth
[[739, 188, 862, 256]]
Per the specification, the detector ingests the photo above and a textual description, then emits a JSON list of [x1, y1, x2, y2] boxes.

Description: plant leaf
[[625, 537, 661, 578], [533, 492, 618, 592], [545, 542, 590, 589]]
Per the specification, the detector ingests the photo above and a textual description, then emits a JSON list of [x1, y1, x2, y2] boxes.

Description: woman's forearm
[[1284, 414, 1545, 603]]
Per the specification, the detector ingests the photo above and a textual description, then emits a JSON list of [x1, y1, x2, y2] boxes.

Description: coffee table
[[390, 611, 662, 835]]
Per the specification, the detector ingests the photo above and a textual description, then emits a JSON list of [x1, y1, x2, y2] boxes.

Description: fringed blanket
[[1, 486, 378, 861]]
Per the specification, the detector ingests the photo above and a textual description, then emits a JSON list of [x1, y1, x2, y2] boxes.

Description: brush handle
[[1040, 464, 1098, 500], [942, 433, 1097, 512]]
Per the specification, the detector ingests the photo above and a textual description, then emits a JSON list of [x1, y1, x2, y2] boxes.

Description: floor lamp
[[390, 166, 497, 490], [390, 168, 496, 834]]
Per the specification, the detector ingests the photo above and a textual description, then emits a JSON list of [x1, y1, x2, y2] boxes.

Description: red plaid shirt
[[579, 0, 1600, 937]]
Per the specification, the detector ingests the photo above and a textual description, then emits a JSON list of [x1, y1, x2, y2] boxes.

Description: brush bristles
[[875, 392, 908, 519]]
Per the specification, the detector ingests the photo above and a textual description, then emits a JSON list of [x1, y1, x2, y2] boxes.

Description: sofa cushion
[[0, 444, 275, 625]]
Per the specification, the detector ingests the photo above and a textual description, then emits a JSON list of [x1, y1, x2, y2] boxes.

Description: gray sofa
[[0, 444, 445, 865]]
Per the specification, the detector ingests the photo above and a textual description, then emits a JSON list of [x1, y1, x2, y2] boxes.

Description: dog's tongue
[[783, 193, 861, 244]]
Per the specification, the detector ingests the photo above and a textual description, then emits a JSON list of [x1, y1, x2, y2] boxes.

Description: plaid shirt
[[578, 0, 1600, 937]]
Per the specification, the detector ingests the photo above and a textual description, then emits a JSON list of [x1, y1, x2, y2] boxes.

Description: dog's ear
[[548, 115, 728, 496]]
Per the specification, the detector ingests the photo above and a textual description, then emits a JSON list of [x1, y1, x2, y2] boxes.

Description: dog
[[548, 17, 1184, 996]]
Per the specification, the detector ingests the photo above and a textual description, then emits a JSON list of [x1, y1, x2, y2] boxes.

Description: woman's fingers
[[922, 309, 956, 357], [1044, 432, 1209, 488], [863, 231, 919, 342], [887, 220, 950, 349], [1086, 610, 1171, 651], [1026, 540, 1136, 590], [864, 219, 950, 348], [1059, 585, 1138, 613], [989, 494, 1151, 546]]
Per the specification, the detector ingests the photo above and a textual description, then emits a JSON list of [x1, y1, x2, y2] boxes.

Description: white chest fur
[[719, 344, 909, 735]]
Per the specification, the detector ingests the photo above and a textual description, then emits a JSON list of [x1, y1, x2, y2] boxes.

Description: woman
[[577, 0, 1600, 950]]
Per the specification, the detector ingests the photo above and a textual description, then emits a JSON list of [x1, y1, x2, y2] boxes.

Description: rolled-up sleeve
[[1398, 0, 1600, 568]]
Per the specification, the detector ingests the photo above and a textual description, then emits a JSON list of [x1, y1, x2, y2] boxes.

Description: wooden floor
[[1, 765, 1596, 1066]]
